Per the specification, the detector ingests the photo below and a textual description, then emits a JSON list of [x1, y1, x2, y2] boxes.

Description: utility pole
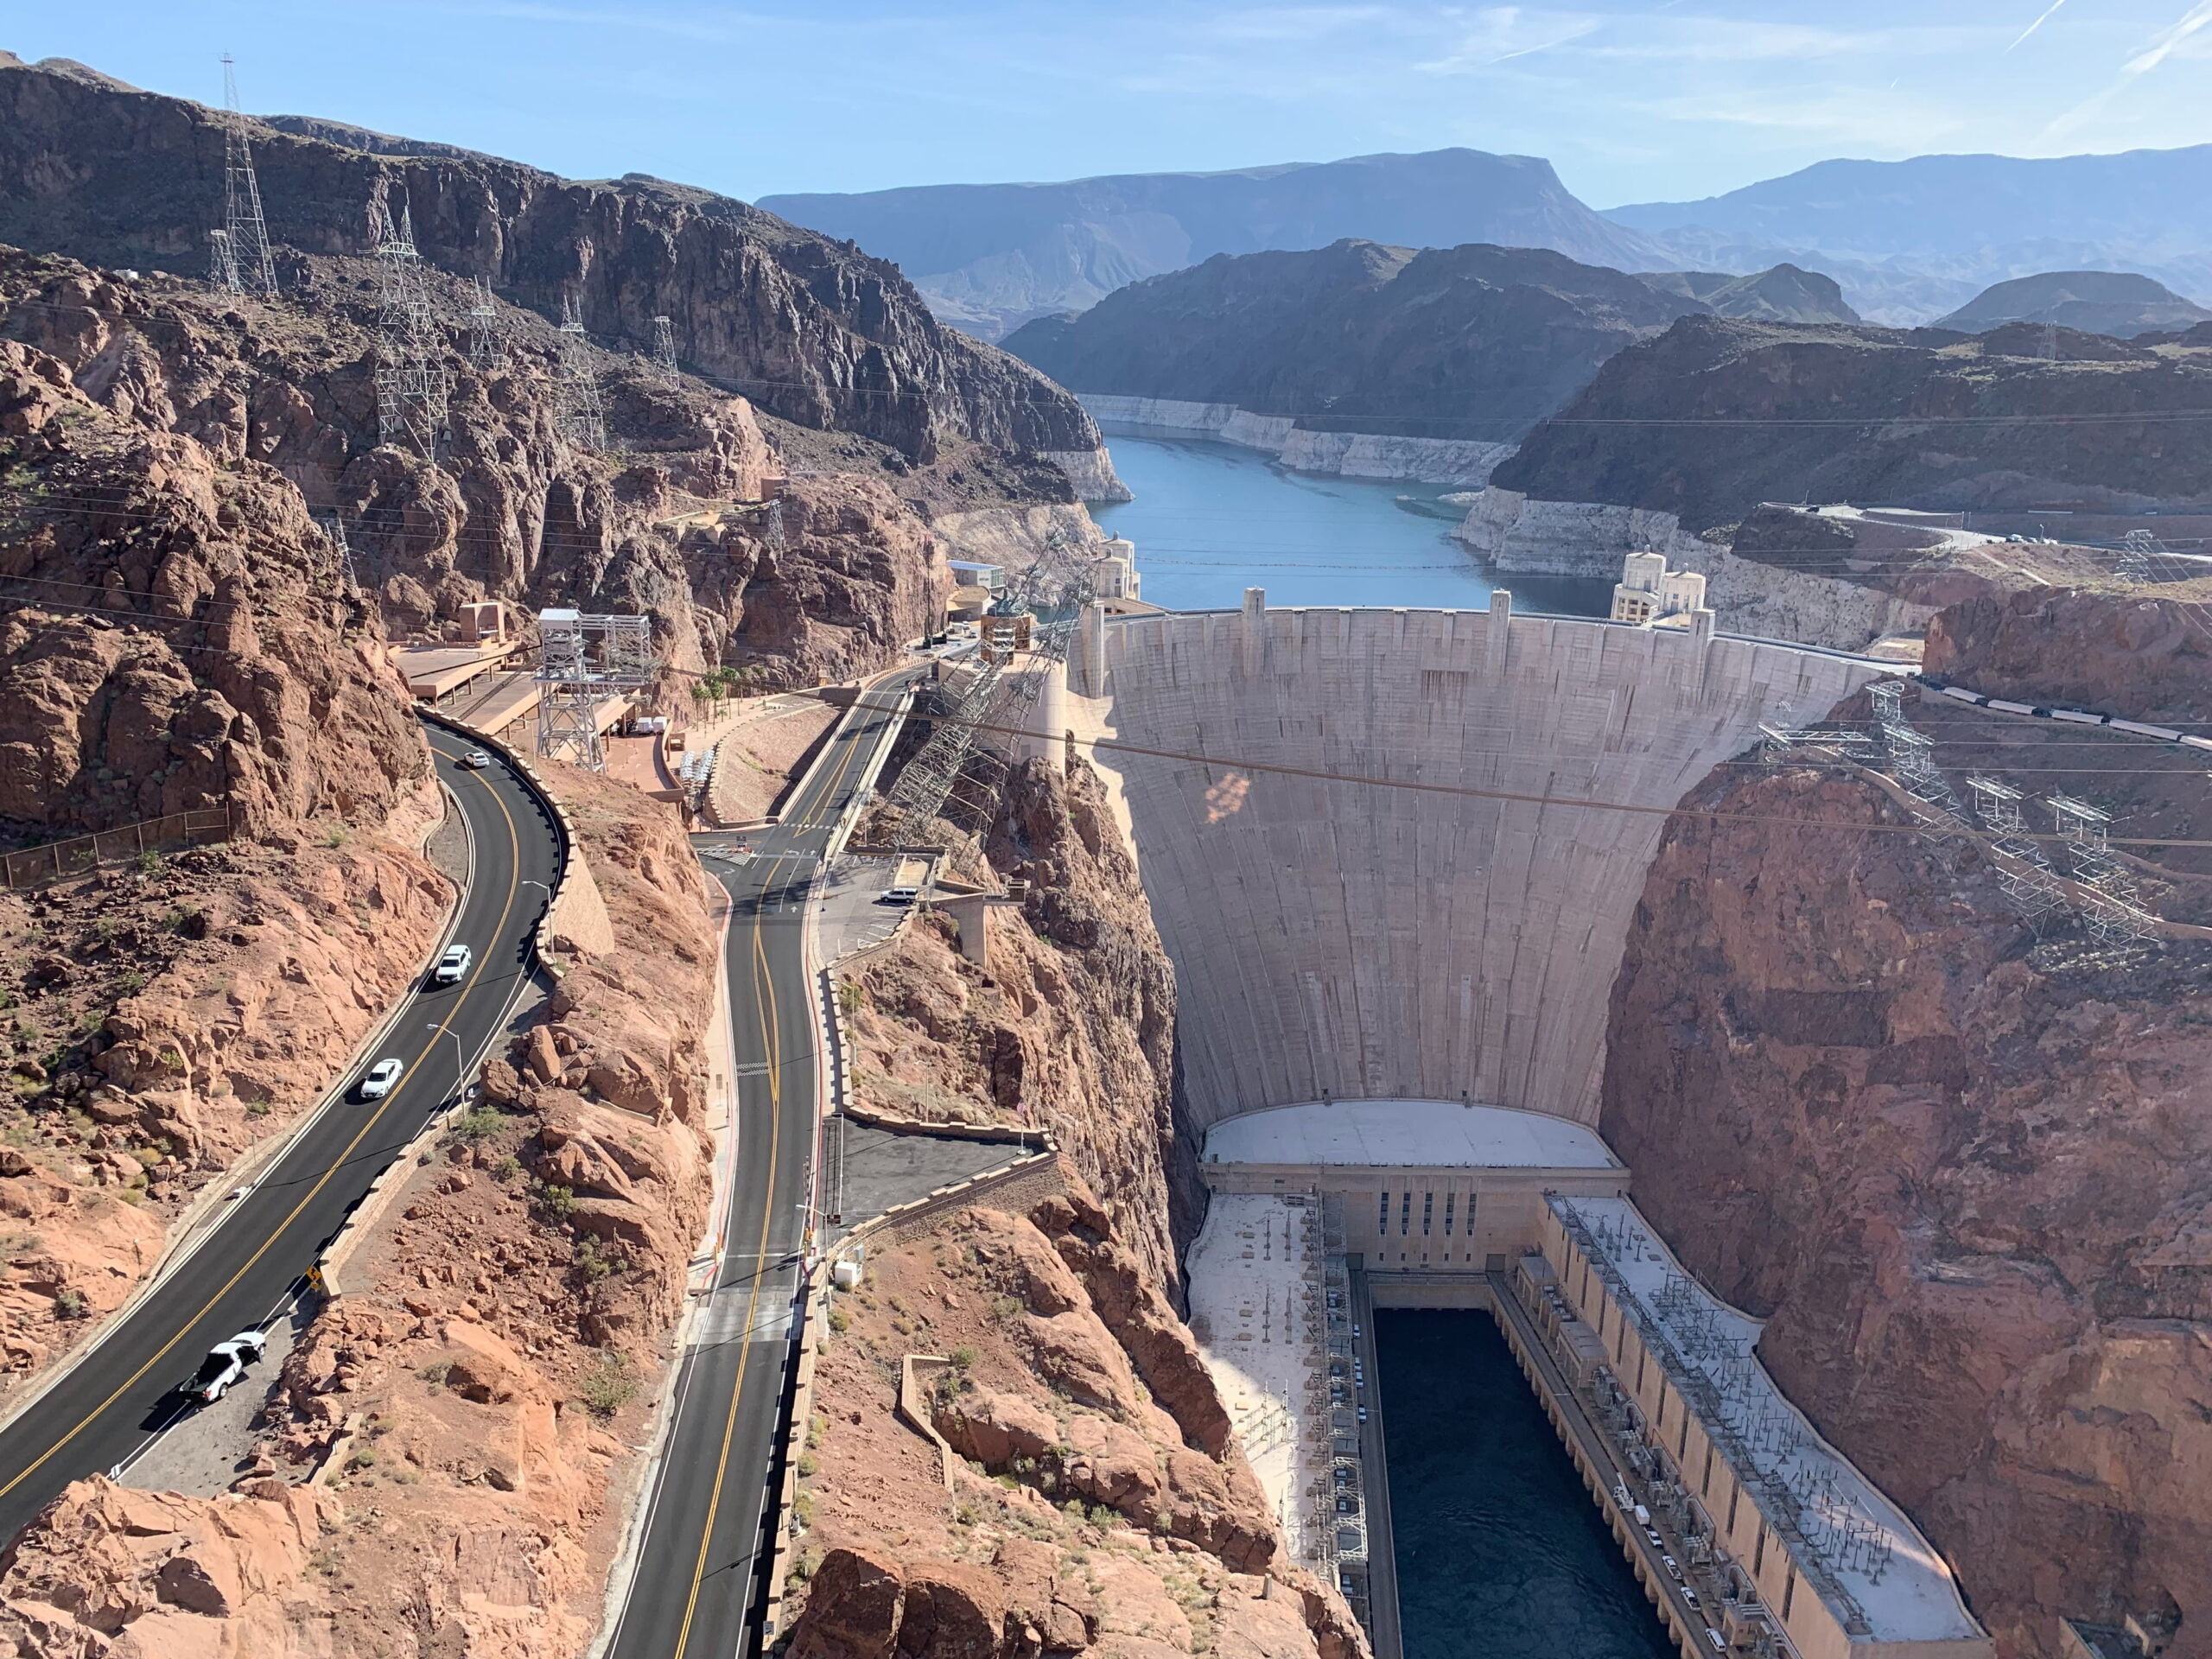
[[371, 197, 450, 454], [216, 55, 279, 297], [650, 315, 679, 390], [555, 297, 608, 454]]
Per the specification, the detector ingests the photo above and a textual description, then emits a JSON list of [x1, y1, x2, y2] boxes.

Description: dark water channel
[[1377, 1309, 1675, 1659]]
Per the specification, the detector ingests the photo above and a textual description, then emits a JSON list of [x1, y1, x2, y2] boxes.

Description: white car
[[182, 1330, 266, 1403], [459, 751, 493, 770], [431, 944, 473, 986], [359, 1058, 404, 1100]]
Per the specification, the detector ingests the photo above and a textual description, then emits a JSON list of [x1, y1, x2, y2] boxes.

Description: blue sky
[[10, 2, 2212, 206]]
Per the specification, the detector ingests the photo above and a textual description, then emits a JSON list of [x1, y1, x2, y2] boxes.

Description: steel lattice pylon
[[214, 56, 278, 298], [650, 315, 679, 390], [371, 200, 451, 455], [1964, 774, 2069, 931], [535, 609, 655, 772], [880, 528, 1096, 831], [467, 277, 504, 371], [2047, 792, 2161, 945], [555, 298, 608, 454]]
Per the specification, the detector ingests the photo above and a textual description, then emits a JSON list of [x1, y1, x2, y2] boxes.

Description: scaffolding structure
[[1964, 775, 2069, 931], [371, 200, 450, 455], [1868, 681, 1966, 823], [554, 298, 608, 454], [213, 56, 278, 298], [2046, 793, 2161, 945], [2113, 528, 2166, 583], [535, 609, 655, 771], [467, 276, 504, 371], [650, 315, 680, 389], [1758, 724, 1873, 766], [878, 529, 1096, 830]]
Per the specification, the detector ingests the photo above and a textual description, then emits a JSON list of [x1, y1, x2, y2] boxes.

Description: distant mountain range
[[1930, 271, 2212, 339], [760, 149, 1666, 341], [1607, 147, 2212, 326], [763, 144, 2212, 339], [1002, 239, 1704, 445]]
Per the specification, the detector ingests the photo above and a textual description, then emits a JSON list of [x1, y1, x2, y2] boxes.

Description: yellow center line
[[0, 740, 524, 1503], [667, 704, 880, 1656]]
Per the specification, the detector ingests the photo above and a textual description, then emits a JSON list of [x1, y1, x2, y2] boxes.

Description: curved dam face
[[1076, 601, 1885, 1129]]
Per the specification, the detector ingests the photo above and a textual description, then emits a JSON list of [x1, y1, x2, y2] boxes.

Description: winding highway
[[0, 721, 562, 1541], [603, 672, 918, 1659]]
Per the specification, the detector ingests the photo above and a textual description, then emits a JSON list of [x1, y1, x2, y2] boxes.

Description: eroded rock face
[[847, 758, 1198, 1293], [1599, 760, 2212, 1658], [783, 1185, 1369, 1659], [0, 56, 1101, 465], [1924, 585, 2212, 726]]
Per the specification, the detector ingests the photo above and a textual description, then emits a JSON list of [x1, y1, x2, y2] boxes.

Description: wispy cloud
[[2049, 0, 2212, 132], [1415, 7, 1601, 73], [2005, 0, 2068, 52]]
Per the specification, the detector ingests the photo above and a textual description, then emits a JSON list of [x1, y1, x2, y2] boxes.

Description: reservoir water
[[1377, 1309, 1676, 1659], [1091, 429, 1611, 617]]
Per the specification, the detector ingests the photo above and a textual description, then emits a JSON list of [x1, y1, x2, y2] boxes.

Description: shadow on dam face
[[1376, 1309, 1675, 1659]]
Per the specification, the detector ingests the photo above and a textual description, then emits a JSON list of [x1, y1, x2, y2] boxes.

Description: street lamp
[[428, 1022, 465, 1104]]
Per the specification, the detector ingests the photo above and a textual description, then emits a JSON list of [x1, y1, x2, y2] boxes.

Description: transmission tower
[[555, 298, 609, 454], [467, 277, 505, 371], [880, 528, 1096, 831], [650, 315, 680, 390], [371, 199, 450, 454], [207, 228, 241, 292], [1869, 681, 1965, 822], [2046, 794, 2160, 946], [535, 609, 655, 772], [315, 512, 359, 595], [1965, 775, 2069, 931], [215, 56, 279, 297]]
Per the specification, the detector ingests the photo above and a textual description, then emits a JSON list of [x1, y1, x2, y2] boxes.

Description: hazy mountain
[[1607, 148, 2212, 324], [1637, 264, 1860, 325], [761, 149, 1670, 340], [1934, 271, 2212, 339], [1001, 238, 1699, 443]]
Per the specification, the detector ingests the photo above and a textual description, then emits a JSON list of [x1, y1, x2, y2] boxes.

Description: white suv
[[432, 944, 472, 986]]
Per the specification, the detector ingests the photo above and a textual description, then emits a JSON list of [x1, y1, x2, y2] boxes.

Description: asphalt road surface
[[604, 676, 916, 1659], [0, 721, 562, 1542]]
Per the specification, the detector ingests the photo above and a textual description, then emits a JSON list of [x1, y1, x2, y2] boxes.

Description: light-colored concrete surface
[[1075, 605, 1888, 1128], [817, 856, 907, 962], [118, 1300, 316, 1495], [1185, 1195, 1332, 1566], [1206, 1099, 1619, 1169]]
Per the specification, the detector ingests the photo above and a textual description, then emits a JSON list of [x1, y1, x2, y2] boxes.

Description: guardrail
[[416, 707, 577, 979], [2, 807, 236, 889]]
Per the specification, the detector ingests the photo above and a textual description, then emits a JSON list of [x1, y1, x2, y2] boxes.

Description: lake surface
[[1377, 1309, 1676, 1659], [1091, 428, 1610, 616]]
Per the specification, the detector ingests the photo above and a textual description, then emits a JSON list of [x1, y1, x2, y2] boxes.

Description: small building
[[1092, 537, 1141, 601], [1611, 550, 1707, 626], [947, 559, 1006, 594]]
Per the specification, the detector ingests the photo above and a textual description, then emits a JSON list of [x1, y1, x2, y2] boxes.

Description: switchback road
[[0, 721, 562, 1541], [604, 674, 916, 1659]]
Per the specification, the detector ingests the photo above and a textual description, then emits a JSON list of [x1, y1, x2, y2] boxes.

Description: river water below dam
[[1377, 1309, 1676, 1659], [1092, 429, 1611, 616]]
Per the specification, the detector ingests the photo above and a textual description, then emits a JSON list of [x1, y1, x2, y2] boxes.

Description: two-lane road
[[0, 722, 562, 1540], [604, 673, 918, 1659]]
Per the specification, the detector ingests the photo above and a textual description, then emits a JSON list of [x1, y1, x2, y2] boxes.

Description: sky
[[8, 1, 2212, 207]]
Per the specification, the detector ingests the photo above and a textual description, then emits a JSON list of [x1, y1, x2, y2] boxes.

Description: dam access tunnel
[[1059, 592, 1997, 1659]]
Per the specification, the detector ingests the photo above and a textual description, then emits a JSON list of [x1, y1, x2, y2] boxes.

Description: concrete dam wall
[[1076, 601, 1885, 1129]]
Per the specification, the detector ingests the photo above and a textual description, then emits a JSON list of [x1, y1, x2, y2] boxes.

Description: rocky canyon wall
[[1599, 684, 2212, 1658], [1077, 605, 1883, 1129], [0, 54, 1110, 471]]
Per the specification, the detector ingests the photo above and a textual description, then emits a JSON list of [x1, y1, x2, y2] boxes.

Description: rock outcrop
[[1599, 719, 2212, 1658], [782, 1181, 1367, 1659], [1005, 238, 1700, 449], [1488, 312, 2212, 531], [1075, 395, 1513, 486], [0, 53, 1106, 470], [1924, 585, 2212, 725], [846, 757, 1198, 1290]]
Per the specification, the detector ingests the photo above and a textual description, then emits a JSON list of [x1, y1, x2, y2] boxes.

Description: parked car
[[1707, 1630, 1727, 1652], [431, 944, 473, 986], [1681, 1588, 1701, 1610], [460, 751, 493, 770], [1356, 1406, 1368, 1423], [181, 1330, 266, 1403], [1662, 1555, 1683, 1582], [1644, 1527, 1665, 1549], [359, 1058, 404, 1100]]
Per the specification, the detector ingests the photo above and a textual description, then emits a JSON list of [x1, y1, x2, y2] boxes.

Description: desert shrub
[[577, 1351, 637, 1417]]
